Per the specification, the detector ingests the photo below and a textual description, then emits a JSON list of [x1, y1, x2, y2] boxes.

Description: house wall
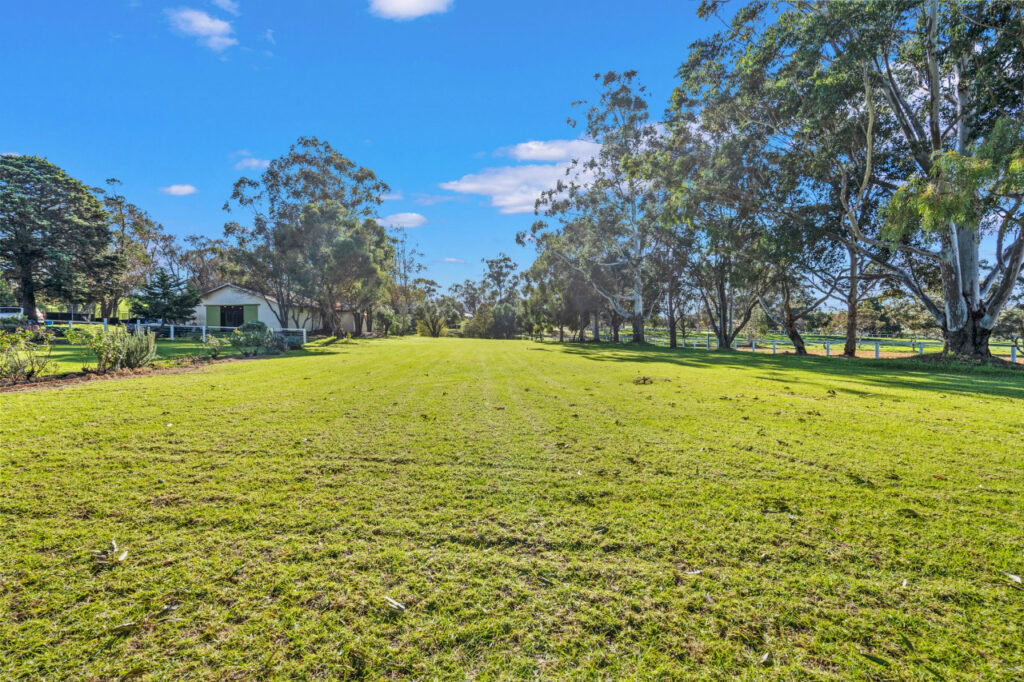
[[192, 286, 327, 331]]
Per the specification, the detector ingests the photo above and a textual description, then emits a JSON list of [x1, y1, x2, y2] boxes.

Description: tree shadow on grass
[[545, 341, 1024, 401]]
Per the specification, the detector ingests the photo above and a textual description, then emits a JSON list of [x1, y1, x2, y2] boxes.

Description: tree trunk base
[[947, 322, 992, 359]]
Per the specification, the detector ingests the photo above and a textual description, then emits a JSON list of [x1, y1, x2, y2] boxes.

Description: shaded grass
[[1, 337, 1022, 679], [44, 339, 236, 375]]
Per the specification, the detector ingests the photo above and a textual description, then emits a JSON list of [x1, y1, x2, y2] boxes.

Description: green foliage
[[0, 278, 16, 305], [130, 268, 201, 323], [416, 320, 446, 337], [66, 326, 157, 373], [95, 179, 170, 319], [373, 305, 398, 336], [462, 302, 520, 339], [415, 297, 461, 338], [276, 334, 305, 351], [224, 137, 392, 333], [0, 328, 53, 382], [0, 155, 112, 319], [229, 321, 276, 357], [203, 335, 228, 359]]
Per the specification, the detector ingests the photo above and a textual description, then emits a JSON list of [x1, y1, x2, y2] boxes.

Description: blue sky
[[1, 0, 712, 287]]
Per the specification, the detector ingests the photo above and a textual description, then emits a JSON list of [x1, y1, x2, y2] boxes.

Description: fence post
[[773, 340, 777, 354], [706, 335, 710, 351], [875, 342, 880, 359], [1012, 346, 1017, 363], [103, 318, 108, 332], [752, 339, 756, 353], [68, 319, 73, 329], [826, 341, 831, 357], [302, 329, 307, 344], [202, 326, 207, 342], [170, 324, 175, 341], [919, 343, 924, 356]]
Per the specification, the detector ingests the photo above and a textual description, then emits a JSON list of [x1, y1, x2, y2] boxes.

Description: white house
[[192, 283, 358, 333]]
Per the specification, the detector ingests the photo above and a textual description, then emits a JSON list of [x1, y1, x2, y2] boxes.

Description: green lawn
[[45, 339, 233, 375], [2, 338, 1022, 679]]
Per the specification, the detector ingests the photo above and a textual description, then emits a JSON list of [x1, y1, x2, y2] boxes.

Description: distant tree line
[[498, 0, 1023, 358], [2, 1, 1022, 357]]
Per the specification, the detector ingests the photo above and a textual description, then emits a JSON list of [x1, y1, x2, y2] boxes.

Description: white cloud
[[502, 139, 601, 163], [369, 0, 452, 20], [166, 8, 238, 51], [161, 184, 198, 196], [440, 164, 570, 215], [211, 0, 240, 15], [264, 28, 275, 44], [439, 257, 466, 264], [382, 212, 428, 228], [234, 157, 270, 171], [441, 138, 599, 214], [381, 191, 404, 201]]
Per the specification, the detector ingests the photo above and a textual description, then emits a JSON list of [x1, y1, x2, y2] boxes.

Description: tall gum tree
[[224, 136, 389, 330], [693, 0, 1024, 357], [526, 72, 664, 343]]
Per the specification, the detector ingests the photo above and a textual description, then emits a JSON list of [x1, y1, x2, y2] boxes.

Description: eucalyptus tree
[[692, 0, 1024, 357], [291, 201, 385, 337], [448, 279, 484, 316], [0, 155, 111, 321], [527, 71, 664, 343], [165, 234, 235, 293], [524, 243, 603, 343], [388, 231, 425, 335], [481, 253, 521, 304], [97, 179, 172, 318], [663, 118, 771, 350], [224, 136, 389, 329]]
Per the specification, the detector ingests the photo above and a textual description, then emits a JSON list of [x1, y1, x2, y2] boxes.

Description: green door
[[243, 304, 259, 324], [206, 305, 221, 327]]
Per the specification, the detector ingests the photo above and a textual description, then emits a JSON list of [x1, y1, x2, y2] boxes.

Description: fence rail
[[586, 328, 1020, 363], [47, 319, 308, 344], [573, 327, 1019, 364]]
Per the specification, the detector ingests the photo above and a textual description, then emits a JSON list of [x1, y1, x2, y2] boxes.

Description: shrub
[[230, 321, 275, 357], [0, 329, 53, 382], [203, 335, 228, 358], [67, 326, 158, 373], [462, 302, 519, 339], [417, 321, 447, 337], [415, 298, 461, 338], [276, 334, 305, 351], [462, 305, 494, 338]]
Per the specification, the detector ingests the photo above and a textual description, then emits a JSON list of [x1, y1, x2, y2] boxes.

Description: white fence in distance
[[598, 328, 1020, 363], [54, 319, 308, 345]]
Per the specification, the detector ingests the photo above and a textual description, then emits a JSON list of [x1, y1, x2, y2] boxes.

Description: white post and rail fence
[[47, 319, 308, 345]]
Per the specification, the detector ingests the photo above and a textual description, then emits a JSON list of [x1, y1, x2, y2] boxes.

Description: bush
[[415, 298, 461, 338], [66, 326, 157, 373], [462, 302, 519, 339], [0, 329, 53, 382], [417, 321, 447, 337], [276, 334, 305, 351], [203, 335, 228, 358], [230, 321, 275, 357]]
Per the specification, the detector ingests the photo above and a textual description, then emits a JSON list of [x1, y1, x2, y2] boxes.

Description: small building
[[193, 283, 357, 333]]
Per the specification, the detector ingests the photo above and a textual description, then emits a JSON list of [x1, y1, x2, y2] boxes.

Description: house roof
[[200, 282, 319, 308], [200, 282, 271, 301], [200, 282, 353, 312]]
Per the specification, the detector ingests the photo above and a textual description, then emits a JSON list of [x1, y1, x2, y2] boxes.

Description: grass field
[[2, 338, 1023, 679], [45, 339, 223, 375]]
